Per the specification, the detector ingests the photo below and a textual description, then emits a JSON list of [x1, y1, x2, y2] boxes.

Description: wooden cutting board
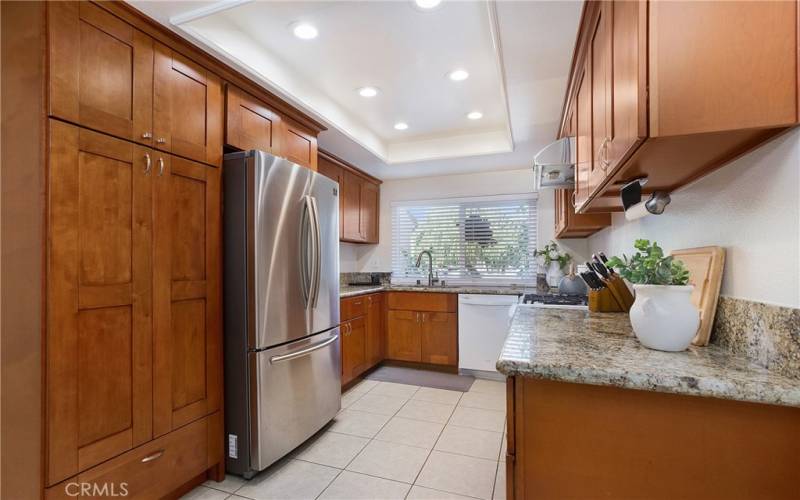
[[670, 246, 725, 346]]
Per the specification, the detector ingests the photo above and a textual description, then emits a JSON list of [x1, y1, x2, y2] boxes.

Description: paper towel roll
[[624, 201, 651, 221]]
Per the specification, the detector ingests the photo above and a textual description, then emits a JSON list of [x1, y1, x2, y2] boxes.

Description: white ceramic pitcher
[[629, 285, 699, 351]]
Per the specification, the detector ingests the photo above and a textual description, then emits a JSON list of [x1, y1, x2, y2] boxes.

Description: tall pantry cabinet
[[45, 1, 223, 496]]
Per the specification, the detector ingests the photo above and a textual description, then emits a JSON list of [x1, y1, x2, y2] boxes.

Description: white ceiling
[[127, 0, 582, 180]]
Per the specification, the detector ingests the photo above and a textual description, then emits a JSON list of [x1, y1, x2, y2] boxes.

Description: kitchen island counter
[[497, 306, 800, 408]]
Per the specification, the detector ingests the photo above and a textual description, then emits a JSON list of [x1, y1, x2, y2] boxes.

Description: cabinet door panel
[[153, 44, 223, 166], [282, 120, 318, 170], [361, 181, 380, 244], [366, 294, 384, 367], [154, 154, 222, 436], [386, 310, 421, 362], [590, 2, 613, 195], [342, 170, 363, 241], [574, 67, 592, 210], [49, 1, 153, 143], [421, 312, 457, 366], [47, 121, 153, 485], [225, 86, 280, 153]]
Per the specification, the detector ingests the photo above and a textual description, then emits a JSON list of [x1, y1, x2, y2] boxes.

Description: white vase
[[545, 261, 564, 288], [629, 285, 700, 351]]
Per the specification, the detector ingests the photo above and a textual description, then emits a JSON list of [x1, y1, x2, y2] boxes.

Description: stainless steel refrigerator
[[223, 150, 341, 478]]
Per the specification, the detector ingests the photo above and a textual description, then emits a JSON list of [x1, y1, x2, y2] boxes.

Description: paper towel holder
[[620, 178, 671, 219]]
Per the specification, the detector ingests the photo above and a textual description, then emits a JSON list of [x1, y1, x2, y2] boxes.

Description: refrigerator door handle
[[308, 195, 322, 308], [300, 195, 315, 308], [269, 333, 338, 364]]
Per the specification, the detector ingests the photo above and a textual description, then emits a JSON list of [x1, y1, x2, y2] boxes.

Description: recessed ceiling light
[[394, 122, 409, 131], [414, 0, 442, 10], [357, 86, 379, 98], [291, 22, 318, 40], [448, 69, 469, 81], [467, 111, 483, 120]]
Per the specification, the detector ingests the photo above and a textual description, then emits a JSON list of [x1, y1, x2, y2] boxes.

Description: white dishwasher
[[458, 294, 520, 378]]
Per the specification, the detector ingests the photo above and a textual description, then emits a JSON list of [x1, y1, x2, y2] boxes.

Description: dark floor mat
[[365, 365, 475, 392]]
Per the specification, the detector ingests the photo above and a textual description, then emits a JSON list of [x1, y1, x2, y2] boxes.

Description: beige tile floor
[[184, 379, 507, 500]]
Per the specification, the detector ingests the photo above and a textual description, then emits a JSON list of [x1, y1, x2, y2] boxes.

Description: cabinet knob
[[157, 137, 166, 145], [142, 131, 153, 139]]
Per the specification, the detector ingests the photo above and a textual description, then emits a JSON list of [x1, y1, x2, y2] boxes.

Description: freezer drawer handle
[[269, 334, 339, 364]]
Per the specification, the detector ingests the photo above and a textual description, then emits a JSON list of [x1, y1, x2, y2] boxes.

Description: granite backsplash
[[711, 296, 800, 380]]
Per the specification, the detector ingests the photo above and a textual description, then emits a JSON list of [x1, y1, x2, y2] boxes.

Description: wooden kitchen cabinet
[[48, 1, 155, 145], [153, 43, 223, 167], [554, 188, 611, 238], [319, 150, 381, 244], [341, 317, 368, 386], [507, 377, 800, 499], [152, 153, 222, 437], [225, 85, 281, 154], [386, 293, 458, 367], [560, 0, 798, 214], [281, 118, 318, 170], [366, 293, 385, 367], [341, 293, 384, 386], [386, 310, 422, 363], [48, 2, 224, 168], [420, 312, 458, 366], [47, 120, 154, 484]]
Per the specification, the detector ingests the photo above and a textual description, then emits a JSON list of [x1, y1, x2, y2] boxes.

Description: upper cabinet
[[224, 85, 319, 170], [48, 2, 224, 167], [318, 150, 381, 244], [281, 118, 319, 171], [48, 2, 154, 145], [225, 85, 281, 154], [153, 44, 223, 167], [560, 0, 799, 214]]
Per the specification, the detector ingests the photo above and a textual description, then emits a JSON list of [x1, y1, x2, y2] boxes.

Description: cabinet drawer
[[387, 292, 457, 312], [341, 295, 367, 321], [46, 416, 210, 500]]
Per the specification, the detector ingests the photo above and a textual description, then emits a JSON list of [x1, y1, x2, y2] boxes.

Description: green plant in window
[[533, 241, 571, 270]]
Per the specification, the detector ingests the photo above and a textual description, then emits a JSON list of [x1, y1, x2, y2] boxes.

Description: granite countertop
[[497, 306, 800, 408], [340, 284, 533, 298]]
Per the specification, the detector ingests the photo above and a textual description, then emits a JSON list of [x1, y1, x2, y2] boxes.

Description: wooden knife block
[[588, 288, 625, 312]]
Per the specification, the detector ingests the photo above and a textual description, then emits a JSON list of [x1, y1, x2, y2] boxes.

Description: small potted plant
[[534, 241, 572, 287], [606, 239, 698, 351]]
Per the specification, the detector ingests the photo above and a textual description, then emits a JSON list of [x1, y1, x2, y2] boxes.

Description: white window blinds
[[391, 194, 537, 284]]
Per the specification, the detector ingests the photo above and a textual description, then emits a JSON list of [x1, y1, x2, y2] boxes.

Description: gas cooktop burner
[[522, 293, 588, 306]]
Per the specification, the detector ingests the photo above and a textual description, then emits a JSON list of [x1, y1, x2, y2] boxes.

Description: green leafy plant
[[534, 241, 572, 270], [605, 239, 690, 285]]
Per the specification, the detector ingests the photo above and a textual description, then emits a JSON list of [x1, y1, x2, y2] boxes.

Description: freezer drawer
[[249, 329, 341, 472]]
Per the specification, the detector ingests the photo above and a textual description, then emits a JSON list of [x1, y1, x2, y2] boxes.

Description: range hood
[[532, 136, 575, 190]]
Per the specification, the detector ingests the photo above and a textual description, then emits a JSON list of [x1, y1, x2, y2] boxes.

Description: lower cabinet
[[46, 120, 222, 489], [341, 293, 385, 386], [341, 316, 368, 386], [386, 293, 458, 367]]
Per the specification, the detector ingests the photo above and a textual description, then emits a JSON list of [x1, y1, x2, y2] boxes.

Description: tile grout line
[[315, 382, 421, 500]]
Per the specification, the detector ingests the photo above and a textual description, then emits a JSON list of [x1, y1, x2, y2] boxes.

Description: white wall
[[589, 128, 800, 308], [344, 168, 590, 274]]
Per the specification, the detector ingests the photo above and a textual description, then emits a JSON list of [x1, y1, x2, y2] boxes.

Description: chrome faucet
[[415, 250, 438, 286]]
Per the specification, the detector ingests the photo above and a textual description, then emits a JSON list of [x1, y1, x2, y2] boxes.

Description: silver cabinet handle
[[270, 334, 339, 364], [571, 190, 577, 209], [144, 153, 152, 175], [158, 157, 165, 176], [157, 137, 166, 144], [142, 132, 153, 139], [141, 450, 164, 463]]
